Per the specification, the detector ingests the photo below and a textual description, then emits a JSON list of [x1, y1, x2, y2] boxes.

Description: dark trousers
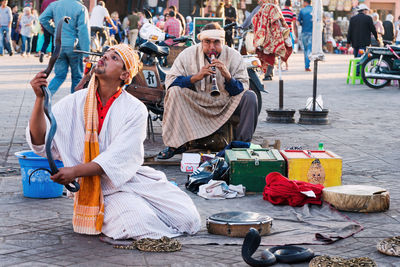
[[232, 90, 258, 142], [265, 65, 274, 77], [225, 29, 233, 47], [31, 35, 38, 53], [353, 46, 366, 58], [41, 27, 53, 54]]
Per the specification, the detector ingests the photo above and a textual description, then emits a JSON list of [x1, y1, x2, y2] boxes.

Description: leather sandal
[[157, 145, 186, 160]]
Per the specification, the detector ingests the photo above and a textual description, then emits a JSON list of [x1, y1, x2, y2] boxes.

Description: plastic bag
[[185, 157, 229, 194], [305, 95, 323, 111]]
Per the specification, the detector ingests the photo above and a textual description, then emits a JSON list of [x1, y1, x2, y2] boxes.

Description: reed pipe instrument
[[209, 52, 220, 97]]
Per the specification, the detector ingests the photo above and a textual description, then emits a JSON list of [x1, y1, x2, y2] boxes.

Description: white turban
[[197, 29, 225, 41]]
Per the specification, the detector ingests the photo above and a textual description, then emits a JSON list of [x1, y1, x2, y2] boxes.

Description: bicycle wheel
[[361, 56, 392, 89]]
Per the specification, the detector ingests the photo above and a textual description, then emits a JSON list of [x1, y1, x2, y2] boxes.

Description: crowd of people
[[1, 0, 400, 79], [0, 0, 195, 59]]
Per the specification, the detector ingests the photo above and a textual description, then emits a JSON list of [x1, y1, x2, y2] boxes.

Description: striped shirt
[[282, 7, 297, 31]]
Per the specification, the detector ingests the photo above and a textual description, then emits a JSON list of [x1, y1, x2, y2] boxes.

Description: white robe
[[26, 89, 201, 240]]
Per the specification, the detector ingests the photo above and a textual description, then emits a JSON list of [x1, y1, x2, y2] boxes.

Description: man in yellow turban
[[27, 44, 201, 240]]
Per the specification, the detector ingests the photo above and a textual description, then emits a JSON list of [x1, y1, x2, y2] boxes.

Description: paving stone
[[1, 52, 400, 266], [12, 261, 61, 267], [0, 255, 28, 266], [101, 253, 146, 265], [4, 232, 60, 249], [68, 260, 125, 267]]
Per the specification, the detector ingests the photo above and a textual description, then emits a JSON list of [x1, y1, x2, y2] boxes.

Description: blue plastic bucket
[[15, 150, 64, 198]]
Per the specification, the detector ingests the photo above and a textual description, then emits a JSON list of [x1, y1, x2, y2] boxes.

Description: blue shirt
[[298, 5, 313, 33], [170, 75, 244, 96], [39, 0, 90, 52]]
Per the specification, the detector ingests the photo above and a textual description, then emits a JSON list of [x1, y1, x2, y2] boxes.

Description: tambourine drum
[[206, 211, 273, 237], [322, 185, 390, 213]]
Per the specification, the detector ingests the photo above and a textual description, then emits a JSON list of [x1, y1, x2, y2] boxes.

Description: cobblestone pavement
[[1, 53, 400, 267]]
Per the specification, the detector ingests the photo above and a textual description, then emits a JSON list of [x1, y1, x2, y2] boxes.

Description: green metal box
[[225, 148, 286, 192]]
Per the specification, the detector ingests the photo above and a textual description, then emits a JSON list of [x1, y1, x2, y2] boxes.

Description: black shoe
[[263, 75, 272, 81], [157, 145, 186, 160], [39, 53, 44, 63], [9, 51, 13, 56]]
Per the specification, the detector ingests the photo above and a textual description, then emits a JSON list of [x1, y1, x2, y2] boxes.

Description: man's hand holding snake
[[30, 71, 48, 98], [51, 167, 77, 185]]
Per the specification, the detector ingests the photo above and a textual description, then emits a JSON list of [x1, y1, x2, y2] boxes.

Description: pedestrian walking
[[168, 5, 185, 36], [127, 9, 140, 49], [38, 0, 56, 63], [382, 14, 394, 45], [185, 16, 193, 36], [156, 15, 165, 30], [347, 4, 377, 57], [20, 6, 35, 57], [163, 11, 181, 46], [298, 0, 313, 71], [39, 0, 90, 95], [0, 0, 13, 56], [281, 0, 298, 70], [11, 4, 20, 53], [395, 16, 400, 45], [253, 0, 292, 80], [371, 13, 384, 47], [108, 11, 122, 44], [89, 1, 116, 46], [224, 0, 237, 47], [30, 9, 40, 56]]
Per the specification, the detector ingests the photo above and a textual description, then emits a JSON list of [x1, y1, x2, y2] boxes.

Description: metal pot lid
[[208, 211, 272, 223]]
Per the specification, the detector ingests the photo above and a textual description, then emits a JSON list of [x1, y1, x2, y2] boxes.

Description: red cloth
[[96, 88, 122, 133], [263, 172, 324, 207], [252, 0, 292, 71]]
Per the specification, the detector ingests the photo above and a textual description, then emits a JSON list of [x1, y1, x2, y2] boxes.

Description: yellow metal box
[[280, 150, 342, 187]]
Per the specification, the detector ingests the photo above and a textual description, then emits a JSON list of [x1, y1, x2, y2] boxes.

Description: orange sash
[[72, 75, 104, 235]]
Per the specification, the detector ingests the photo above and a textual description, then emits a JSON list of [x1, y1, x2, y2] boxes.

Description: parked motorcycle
[[224, 22, 266, 114], [360, 44, 400, 89]]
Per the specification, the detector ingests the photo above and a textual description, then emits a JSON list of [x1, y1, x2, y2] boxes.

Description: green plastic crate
[[225, 148, 286, 192]]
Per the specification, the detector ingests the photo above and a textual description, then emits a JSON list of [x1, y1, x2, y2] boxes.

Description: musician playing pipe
[[158, 23, 258, 159]]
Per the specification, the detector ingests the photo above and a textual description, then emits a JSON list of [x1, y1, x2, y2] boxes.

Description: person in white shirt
[[27, 44, 201, 240], [395, 16, 400, 45], [20, 6, 36, 56], [89, 1, 116, 46]]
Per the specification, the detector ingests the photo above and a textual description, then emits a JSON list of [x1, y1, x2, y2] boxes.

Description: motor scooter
[[360, 44, 400, 89], [229, 22, 267, 114]]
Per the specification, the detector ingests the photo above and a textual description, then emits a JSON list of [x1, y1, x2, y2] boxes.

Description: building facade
[[362, 0, 399, 21]]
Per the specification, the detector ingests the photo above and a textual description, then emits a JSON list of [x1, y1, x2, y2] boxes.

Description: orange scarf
[[72, 75, 104, 235]]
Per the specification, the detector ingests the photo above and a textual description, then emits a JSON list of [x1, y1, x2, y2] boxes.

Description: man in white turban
[[27, 44, 201, 240], [158, 23, 258, 159]]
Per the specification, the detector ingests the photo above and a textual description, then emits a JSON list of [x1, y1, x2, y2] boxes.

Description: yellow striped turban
[[109, 44, 141, 86]]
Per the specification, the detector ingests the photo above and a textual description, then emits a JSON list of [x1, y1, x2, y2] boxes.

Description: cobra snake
[[28, 17, 79, 193]]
